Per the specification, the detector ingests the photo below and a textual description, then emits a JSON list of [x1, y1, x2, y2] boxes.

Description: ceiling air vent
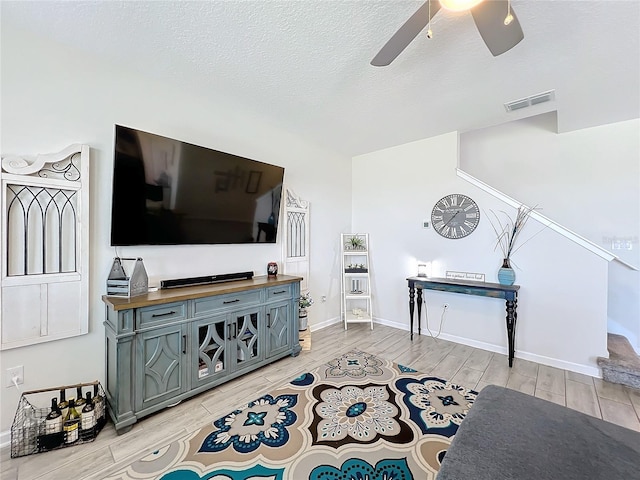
[[504, 98, 530, 111], [504, 90, 555, 112], [530, 90, 555, 105]]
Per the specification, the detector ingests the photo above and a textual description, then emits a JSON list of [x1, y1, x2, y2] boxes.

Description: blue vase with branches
[[498, 258, 516, 285], [489, 205, 537, 286]]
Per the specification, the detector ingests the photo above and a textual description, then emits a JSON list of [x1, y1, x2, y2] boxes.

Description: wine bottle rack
[[10, 381, 107, 458]]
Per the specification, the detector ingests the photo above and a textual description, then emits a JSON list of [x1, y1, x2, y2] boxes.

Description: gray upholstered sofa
[[438, 385, 640, 480]]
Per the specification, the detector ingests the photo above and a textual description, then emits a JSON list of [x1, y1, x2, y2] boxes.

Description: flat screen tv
[[110, 125, 285, 246]]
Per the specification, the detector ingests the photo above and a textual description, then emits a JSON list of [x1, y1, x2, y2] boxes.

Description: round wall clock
[[431, 193, 480, 239]]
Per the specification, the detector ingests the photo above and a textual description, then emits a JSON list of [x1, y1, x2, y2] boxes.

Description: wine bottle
[[75, 386, 86, 410], [92, 384, 105, 426], [22, 404, 39, 456], [45, 397, 63, 434], [81, 392, 96, 431], [58, 389, 69, 418], [63, 399, 81, 444]]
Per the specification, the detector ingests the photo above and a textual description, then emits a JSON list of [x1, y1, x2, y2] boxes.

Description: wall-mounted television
[[110, 125, 285, 246]]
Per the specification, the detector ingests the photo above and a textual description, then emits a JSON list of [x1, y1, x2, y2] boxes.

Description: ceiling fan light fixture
[[504, 0, 513, 25], [439, 0, 483, 12], [370, 0, 524, 66]]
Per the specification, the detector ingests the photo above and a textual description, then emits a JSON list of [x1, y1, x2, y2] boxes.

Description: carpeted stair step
[[597, 333, 640, 389]]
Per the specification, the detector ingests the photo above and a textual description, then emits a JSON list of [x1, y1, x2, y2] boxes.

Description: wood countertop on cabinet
[[102, 274, 303, 310]]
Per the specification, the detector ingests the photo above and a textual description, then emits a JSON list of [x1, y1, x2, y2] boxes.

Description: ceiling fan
[[371, 0, 524, 66]]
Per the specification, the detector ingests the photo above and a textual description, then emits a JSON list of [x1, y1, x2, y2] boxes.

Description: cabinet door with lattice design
[[136, 324, 187, 411], [191, 315, 229, 387], [230, 308, 263, 370]]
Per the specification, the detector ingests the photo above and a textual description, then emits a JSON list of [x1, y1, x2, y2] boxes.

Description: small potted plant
[[298, 292, 313, 331], [346, 235, 366, 251], [345, 263, 368, 273]]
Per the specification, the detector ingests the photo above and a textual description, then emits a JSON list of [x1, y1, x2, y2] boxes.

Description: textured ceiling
[[2, 0, 639, 157]]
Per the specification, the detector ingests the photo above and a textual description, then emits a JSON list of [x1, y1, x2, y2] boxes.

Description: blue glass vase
[[498, 258, 516, 286]]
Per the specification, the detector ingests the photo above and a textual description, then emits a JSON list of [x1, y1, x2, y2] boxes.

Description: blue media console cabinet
[[407, 276, 520, 367], [103, 275, 302, 433]]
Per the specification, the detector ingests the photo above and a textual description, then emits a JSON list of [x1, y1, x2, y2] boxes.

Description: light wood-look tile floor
[[2, 323, 640, 480]]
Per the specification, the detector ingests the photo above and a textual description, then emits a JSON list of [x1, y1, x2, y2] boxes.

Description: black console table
[[407, 277, 520, 367]]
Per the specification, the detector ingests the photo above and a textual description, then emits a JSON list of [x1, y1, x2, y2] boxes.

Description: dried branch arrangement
[[488, 205, 537, 261]]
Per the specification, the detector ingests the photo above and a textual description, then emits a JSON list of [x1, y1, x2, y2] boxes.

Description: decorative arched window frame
[[1, 144, 90, 350], [282, 189, 309, 292]]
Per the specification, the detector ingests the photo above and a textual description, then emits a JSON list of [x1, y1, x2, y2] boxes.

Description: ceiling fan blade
[[471, 0, 524, 56], [371, 1, 441, 67]]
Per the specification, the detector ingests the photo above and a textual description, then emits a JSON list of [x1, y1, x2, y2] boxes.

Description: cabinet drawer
[[266, 285, 292, 301], [137, 302, 187, 329], [194, 290, 262, 316]]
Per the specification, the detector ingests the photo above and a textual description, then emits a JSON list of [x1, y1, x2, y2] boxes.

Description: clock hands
[[431, 194, 480, 239], [444, 209, 463, 226]]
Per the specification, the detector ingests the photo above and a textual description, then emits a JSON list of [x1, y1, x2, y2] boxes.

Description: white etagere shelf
[[340, 233, 373, 330]]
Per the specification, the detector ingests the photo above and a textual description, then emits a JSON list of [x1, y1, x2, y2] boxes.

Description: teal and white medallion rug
[[106, 350, 477, 479]]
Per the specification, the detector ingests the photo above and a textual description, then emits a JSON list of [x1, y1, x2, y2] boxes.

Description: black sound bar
[[160, 271, 254, 289]]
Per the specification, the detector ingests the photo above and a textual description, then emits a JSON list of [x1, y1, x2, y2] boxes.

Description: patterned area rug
[[107, 350, 477, 479]]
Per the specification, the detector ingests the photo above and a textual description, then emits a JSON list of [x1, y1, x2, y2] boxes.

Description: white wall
[[0, 26, 350, 433], [352, 132, 609, 375], [459, 114, 640, 350]]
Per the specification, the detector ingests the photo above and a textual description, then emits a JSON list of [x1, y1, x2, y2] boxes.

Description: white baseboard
[[374, 316, 409, 331], [309, 316, 341, 332], [429, 330, 601, 378], [372, 316, 602, 378], [515, 350, 602, 378]]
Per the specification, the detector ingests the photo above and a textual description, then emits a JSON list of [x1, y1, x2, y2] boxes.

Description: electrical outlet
[[5, 366, 24, 387], [443, 303, 449, 310]]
